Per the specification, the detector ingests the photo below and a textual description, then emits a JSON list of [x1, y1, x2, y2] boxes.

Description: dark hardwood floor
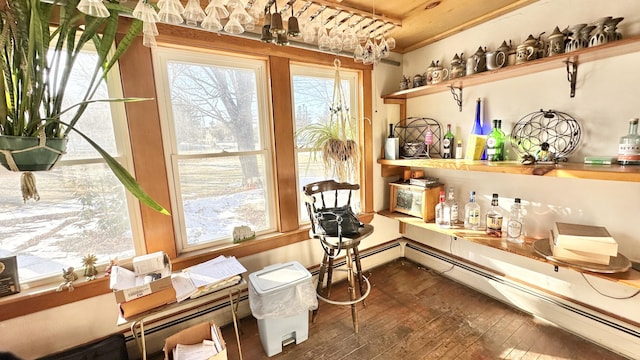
[[205, 259, 630, 359]]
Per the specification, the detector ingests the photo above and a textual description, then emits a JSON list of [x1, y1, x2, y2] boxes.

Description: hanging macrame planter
[[323, 58, 358, 182], [0, 129, 68, 202]]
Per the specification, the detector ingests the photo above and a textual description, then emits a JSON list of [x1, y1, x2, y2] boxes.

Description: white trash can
[[249, 261, 317, 357]]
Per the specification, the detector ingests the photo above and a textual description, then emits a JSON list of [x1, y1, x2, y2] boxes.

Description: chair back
[[303, 180, 359, 235]]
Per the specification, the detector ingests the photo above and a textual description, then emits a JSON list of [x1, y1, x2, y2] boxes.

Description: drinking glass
[[201, 12, 223, 31], [158, 0, 185, 24], [184, 0, 206, 26], [318, 27, 331, 51], [77, 0, 110, 18], [224, 17, 244, 34]]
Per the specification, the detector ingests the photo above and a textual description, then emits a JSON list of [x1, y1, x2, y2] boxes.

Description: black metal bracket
[[554, 265, 559, 272], [564, 60, 578, 98], [449, 86, 463, 111]]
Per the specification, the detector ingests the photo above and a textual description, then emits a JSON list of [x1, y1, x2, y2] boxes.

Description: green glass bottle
[[443, 124, 455, 158], [485, 119, 505, 161]]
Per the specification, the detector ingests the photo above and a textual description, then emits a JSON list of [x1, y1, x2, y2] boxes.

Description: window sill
[[0, 227, 314, 322]]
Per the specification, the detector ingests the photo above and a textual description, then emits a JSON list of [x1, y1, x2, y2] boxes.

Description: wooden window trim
[[0, 21, 373, 321]]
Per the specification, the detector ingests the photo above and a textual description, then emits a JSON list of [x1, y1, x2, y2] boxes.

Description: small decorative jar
[[548, 26, 566, 56], [399, 75, 410, 90], [449, 53, 466, 80], [605, 17, 624, 42], [412, 73, 425, 88], [426, 60, 437, 85], [565, 23, 586, 52]]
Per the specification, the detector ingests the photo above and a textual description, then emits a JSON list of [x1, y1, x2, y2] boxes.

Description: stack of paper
[[172, 324, 224, 360], [172, 256, 247, 302], [549, 222, 618, 265]]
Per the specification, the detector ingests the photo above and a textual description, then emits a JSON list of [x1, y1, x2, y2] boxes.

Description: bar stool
[[303, 180, 373, 333]]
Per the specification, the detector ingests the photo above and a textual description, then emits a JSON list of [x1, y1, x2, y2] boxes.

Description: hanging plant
[[297, 59, 359, 182]]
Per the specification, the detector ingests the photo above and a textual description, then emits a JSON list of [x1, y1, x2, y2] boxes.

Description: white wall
[[372, 0, 640, 357]]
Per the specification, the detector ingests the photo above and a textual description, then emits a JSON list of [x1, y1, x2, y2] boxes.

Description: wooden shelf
[[382, 35, 640, 100], [378, 210, 640, 289], [377, 158, 640, 183]]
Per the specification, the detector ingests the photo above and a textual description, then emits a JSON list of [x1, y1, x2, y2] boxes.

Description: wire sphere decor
[[510, 109, 581, 161]]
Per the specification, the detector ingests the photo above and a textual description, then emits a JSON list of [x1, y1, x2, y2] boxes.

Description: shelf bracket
[[564, 60, 578, 98], [449, 86, 463, 111]]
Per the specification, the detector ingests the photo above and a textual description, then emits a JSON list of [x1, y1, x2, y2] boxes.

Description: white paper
[[109, 266, 136, 291], [185, 256, 247, 288], [172, 272, 198, 302], [172, 341, 218, 360]]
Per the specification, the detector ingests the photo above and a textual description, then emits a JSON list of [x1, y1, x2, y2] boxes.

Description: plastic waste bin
[[249, 261, 318, 357]]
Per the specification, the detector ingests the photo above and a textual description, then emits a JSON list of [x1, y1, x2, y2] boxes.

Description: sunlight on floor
[[499, 347, 571, 360]]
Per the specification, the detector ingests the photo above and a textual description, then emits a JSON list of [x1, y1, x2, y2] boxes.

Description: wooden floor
[[216, 259, 627, 360]]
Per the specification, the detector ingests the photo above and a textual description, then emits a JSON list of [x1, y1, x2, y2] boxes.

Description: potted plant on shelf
[[297, 59, 359, 182], [0, 0, 169, 214]]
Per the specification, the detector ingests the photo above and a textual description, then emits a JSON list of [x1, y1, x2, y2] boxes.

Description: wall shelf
[[377, 158, 640, 183], [378, 209, 640, 289], [382, 35, 640, 101]]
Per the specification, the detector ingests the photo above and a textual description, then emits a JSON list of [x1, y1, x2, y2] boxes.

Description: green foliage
[[0, 0, 169, 214]]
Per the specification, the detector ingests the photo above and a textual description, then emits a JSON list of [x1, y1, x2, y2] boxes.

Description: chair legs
[[314, 244, 367, 334]]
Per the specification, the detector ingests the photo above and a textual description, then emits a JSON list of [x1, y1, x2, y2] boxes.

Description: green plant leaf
[[50, 119, 171, 216]]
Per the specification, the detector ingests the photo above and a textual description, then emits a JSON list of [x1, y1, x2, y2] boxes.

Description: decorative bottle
[[445, 187, 459, 226], [466, 98, 486, 160], [443, 124, 455, 159], [455, 140, 463, 159], [464, 191, 481, 230], [424, 127, 434, 158], [435, 190, 450, 228], [507, 198, 524, 243], [486, 119, 505, 161], [384, 123, 399, 160], [617, 118, 640, 165], [486, 193, 503, 237]]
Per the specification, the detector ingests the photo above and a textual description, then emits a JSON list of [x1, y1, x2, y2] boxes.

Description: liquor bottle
[[443, 124, 455, 159], [466, 98, 486, 160], [486, 193, 503, 237], [445, 187, 459, 226], [435, 190, 450, 227], [485, 119, 505, 161], [455, 140, 463, 159], [385, 123, 399, 160], [617, 118, 640, 165], [464, 191, 481, 230], [507, 198, 525, 243]]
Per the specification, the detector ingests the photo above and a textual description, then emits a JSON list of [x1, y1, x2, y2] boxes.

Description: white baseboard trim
[[404, 241, 639, 359]]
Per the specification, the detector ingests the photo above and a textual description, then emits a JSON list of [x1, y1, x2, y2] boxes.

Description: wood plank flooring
[[220, 259, 628, 359]]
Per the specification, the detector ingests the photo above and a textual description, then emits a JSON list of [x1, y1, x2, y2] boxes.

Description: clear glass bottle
[[435, 190, 450, 227], [486, 193, 503, 237], [486, 119, 505, 161], [617, 118, 640, 165], [443, 124, 455, 159], [464, 191, 481, 230], [507, 198, 524, 243], [445, 187, 459, 226]]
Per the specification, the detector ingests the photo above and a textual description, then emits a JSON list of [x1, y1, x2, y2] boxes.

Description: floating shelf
[[377, 158, 640, 183], [382, 35, 640, 101], [378, 209, 640, 289]]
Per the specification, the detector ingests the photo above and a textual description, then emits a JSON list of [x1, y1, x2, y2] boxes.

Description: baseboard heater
[[406, 242, 640, 339], [123, 241, 402, 344]]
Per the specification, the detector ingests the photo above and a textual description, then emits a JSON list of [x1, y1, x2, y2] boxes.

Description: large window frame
[[291, 63, 362, 222], [152, 47, 276, 253], [0, 46, 143, 288]]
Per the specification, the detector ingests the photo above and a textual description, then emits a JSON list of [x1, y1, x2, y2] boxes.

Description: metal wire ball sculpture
[[510, 109, 581, 161]]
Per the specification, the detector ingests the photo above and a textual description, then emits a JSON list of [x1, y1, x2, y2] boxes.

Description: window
[[292, 64, 361, 221], [153, 48, 275, 252], [0, 50, 140, 286]]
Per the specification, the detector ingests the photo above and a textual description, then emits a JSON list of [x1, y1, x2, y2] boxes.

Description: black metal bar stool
[[303, 180, 373, 333]]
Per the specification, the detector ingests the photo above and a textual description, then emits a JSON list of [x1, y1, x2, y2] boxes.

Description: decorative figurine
[[56, 267, 79, 292], [104, 257, 118, 277], [535, 142, 556, 163], [82, 253, 98, 280]]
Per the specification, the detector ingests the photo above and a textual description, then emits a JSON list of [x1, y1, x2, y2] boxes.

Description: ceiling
[[318, 0, 539, 53]]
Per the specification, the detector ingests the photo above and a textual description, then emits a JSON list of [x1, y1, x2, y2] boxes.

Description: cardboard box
[[114, 274, 173, 303], [119, 285, 177, 319], [164, 321, 227, 360]]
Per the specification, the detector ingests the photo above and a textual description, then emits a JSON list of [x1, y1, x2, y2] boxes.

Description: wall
[[372, 0, 640, 358]]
